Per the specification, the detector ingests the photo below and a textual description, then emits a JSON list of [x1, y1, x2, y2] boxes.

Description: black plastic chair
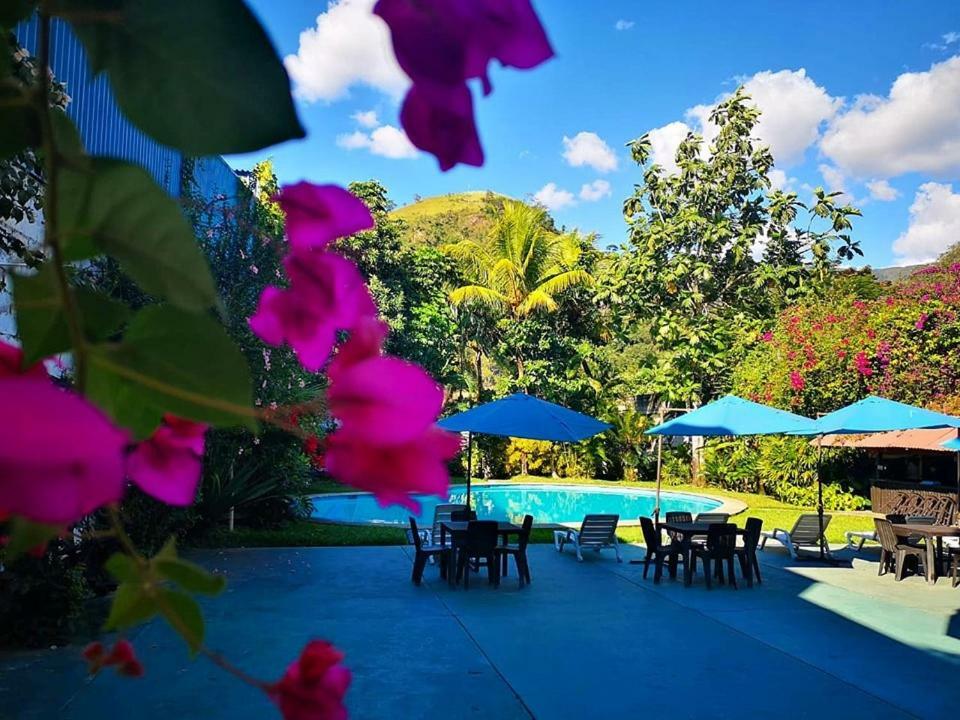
[[450, 509, 477, 522], [497, 515, 533, 587], [409, 517, 449, 586], [734, 517, 763, 588], [639, 516, 680, 583], [456, 521, 500, 589], [663, 511, 692, 546], [689, 523, 738, 589], [875, 518, 926, 581]]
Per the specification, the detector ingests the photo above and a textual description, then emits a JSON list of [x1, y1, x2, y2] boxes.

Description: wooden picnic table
[[439, 520, 523, 587], [890, 524, 960, 584]]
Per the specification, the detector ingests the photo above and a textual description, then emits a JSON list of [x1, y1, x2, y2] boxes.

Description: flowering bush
[[733, 264, 960, 416], [0, 1, 552, 716]]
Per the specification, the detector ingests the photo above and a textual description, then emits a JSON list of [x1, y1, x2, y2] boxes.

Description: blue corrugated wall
[[15, 14, 242, 203]]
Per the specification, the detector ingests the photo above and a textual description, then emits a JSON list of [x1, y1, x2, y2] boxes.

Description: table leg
[[927, 540, 937, 585]]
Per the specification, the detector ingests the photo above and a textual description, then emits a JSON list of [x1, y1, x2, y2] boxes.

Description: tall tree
[[615, 87, 861, 407], [442, 200, 594, 379]]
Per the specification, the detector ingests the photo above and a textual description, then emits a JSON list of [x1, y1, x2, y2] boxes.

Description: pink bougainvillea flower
[[276, 182, 374, 251], [0, 340, 47, 377], [0, 379, 129, 524], [328, 316, 389, 381], [400, 82, 484, 171], [789, 371, 805, 391], [269, 640, 351, 720], [327, 355, 444, 446], [249, 251, 376, 372], [325, 427, 460, 512], [854, 351, 874, 377], [915, 312, 929, 330], [126, 415, 208, 506], [760, 331, 773, 342], [83, 639, 144, 678]]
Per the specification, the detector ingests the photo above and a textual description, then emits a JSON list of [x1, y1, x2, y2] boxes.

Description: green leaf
[[156, 558, 226, 596], [105, 581, 159, 630], [3, 518, 61, 561], [0, 0, 37, 27], [13, 263, 131, 364], [104, 552, 140, 583], [158, 588, 204, 655], [57, 157, 218, 310], [87, 304, 255, 437], [53, 0, 304, 154], [0, 91, 39, 159]]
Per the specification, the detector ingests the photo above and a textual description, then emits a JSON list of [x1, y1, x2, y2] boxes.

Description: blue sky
[[230, 0, 960, 268]]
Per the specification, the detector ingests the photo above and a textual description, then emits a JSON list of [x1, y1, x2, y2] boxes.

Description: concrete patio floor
[[4, 542, 960, 720]]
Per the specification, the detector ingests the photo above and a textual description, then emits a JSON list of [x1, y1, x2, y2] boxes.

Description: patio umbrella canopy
[[438, 393, 610, 502], [646, 395, 819, 436]]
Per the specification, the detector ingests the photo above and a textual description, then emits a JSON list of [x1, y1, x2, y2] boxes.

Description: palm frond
[[535, 269, 594, 297], [517, 289, 558, 314], [449, 285, 508, 310]]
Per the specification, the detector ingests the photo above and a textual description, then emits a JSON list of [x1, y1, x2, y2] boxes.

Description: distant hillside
[[871, 265, 922, 282], [391, 191, 511, 246]]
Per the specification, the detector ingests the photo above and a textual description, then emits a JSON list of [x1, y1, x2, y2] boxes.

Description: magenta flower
[[789, 371, 805, 391], [0, 340, 47, 377], [325, 427, 460, 512], [0, 379, 129, 524], [126, 415, 207, 506], [760, 331, 773, 342], [854, 351, 874, 377], [375, 0, 552, 170], [328, 355, 444, 446], [249, 251, 377, 372], [328, 316, 390, 380], [915, 312, 929, 330], [269, 641, 351, 720], [401, 82, 483, 171], [276, 182, 374, 251]]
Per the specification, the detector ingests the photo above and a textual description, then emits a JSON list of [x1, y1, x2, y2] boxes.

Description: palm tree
[[442, 200, 594, 380]]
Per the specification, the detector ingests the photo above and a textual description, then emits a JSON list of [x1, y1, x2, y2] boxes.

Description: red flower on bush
[[915, 312, 929, 330], [269, 641, 350, 720], [854, 351, 874, 377], [83, 639, 144, 678], [789, 371, 805, 391]]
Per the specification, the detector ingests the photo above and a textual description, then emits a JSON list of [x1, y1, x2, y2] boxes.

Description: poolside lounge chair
[[554, 514, 622, 562], [409, 518, 449, 585], [844, 529, 877, 551], [759, 513, 832, 559], [639, 516, 680, 583]]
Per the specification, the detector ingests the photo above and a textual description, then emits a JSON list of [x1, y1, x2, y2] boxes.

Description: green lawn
[[195, 475, 875, 549]]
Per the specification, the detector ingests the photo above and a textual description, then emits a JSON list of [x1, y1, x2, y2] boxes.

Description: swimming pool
[[309, 483, 724, 526]]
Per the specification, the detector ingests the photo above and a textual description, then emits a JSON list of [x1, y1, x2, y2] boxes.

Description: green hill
[[391, 191, 511, 246]]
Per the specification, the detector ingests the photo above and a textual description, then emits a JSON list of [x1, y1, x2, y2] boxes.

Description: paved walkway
[[4, 542, 960, 719]]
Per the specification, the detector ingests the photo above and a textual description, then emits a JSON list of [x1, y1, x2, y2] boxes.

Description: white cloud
[[579, 179, 611, 201], [534, 183, 576, 211], [867, 179, 900, 202], [336, 124, 418, 159], [615, 19, 635, 31], [284, 0, 409, 102], [819, 164, 846, 193], [820, 56, 960, 178], [646, 121, 691, 173], [351, 109, 379, 128], [946, 32, 960, 45], [768, 169, 788, 190], [644, 69, 839, 174], [562, 132, 619, 173], [892, 182, 960, 265]]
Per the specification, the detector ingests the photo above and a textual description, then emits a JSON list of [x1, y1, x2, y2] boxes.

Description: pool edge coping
[[306, 483, 747, 528]]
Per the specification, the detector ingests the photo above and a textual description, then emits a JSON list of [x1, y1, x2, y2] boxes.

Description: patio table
[[439, 521, 524, 587], [890, 524, 960, 585], [659, 521, 747, 586]]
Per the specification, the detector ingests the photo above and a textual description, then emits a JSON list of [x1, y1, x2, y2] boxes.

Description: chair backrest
[[465, 521, 499, 554], [886, 513, 906, 524], [874, 518, 900, 552], [578, 514, 619, 547], [451, 509, 477, 522], [432, 503, 467, 541], [743, 517, 763, 552], [409, 517, 423, 551], [517, 514, 534, 551], [664, 511, 692, 525], [639, 516, 661, 552], [790, 513, 830, 544], [906, 515, 935, 525], [696, 512, 730, 524], [706, 523, 738, 553]]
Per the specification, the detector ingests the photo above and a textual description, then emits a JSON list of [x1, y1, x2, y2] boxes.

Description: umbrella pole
[[817, 435, 826, 561], [654, 435, 663, 523], [466, 431, 473, 508]]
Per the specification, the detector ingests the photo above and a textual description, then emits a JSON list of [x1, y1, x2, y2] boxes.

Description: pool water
[[309, 484, 722, 526]]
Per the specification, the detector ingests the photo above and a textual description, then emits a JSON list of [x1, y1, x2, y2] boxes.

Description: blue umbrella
[[808, 396, 960, 435], [797, 396, 960, 561], [940, 437, 960, 512], [438, 394, 610, 502], [647, 395, 818, 436], [644, 395, 816, 522]]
